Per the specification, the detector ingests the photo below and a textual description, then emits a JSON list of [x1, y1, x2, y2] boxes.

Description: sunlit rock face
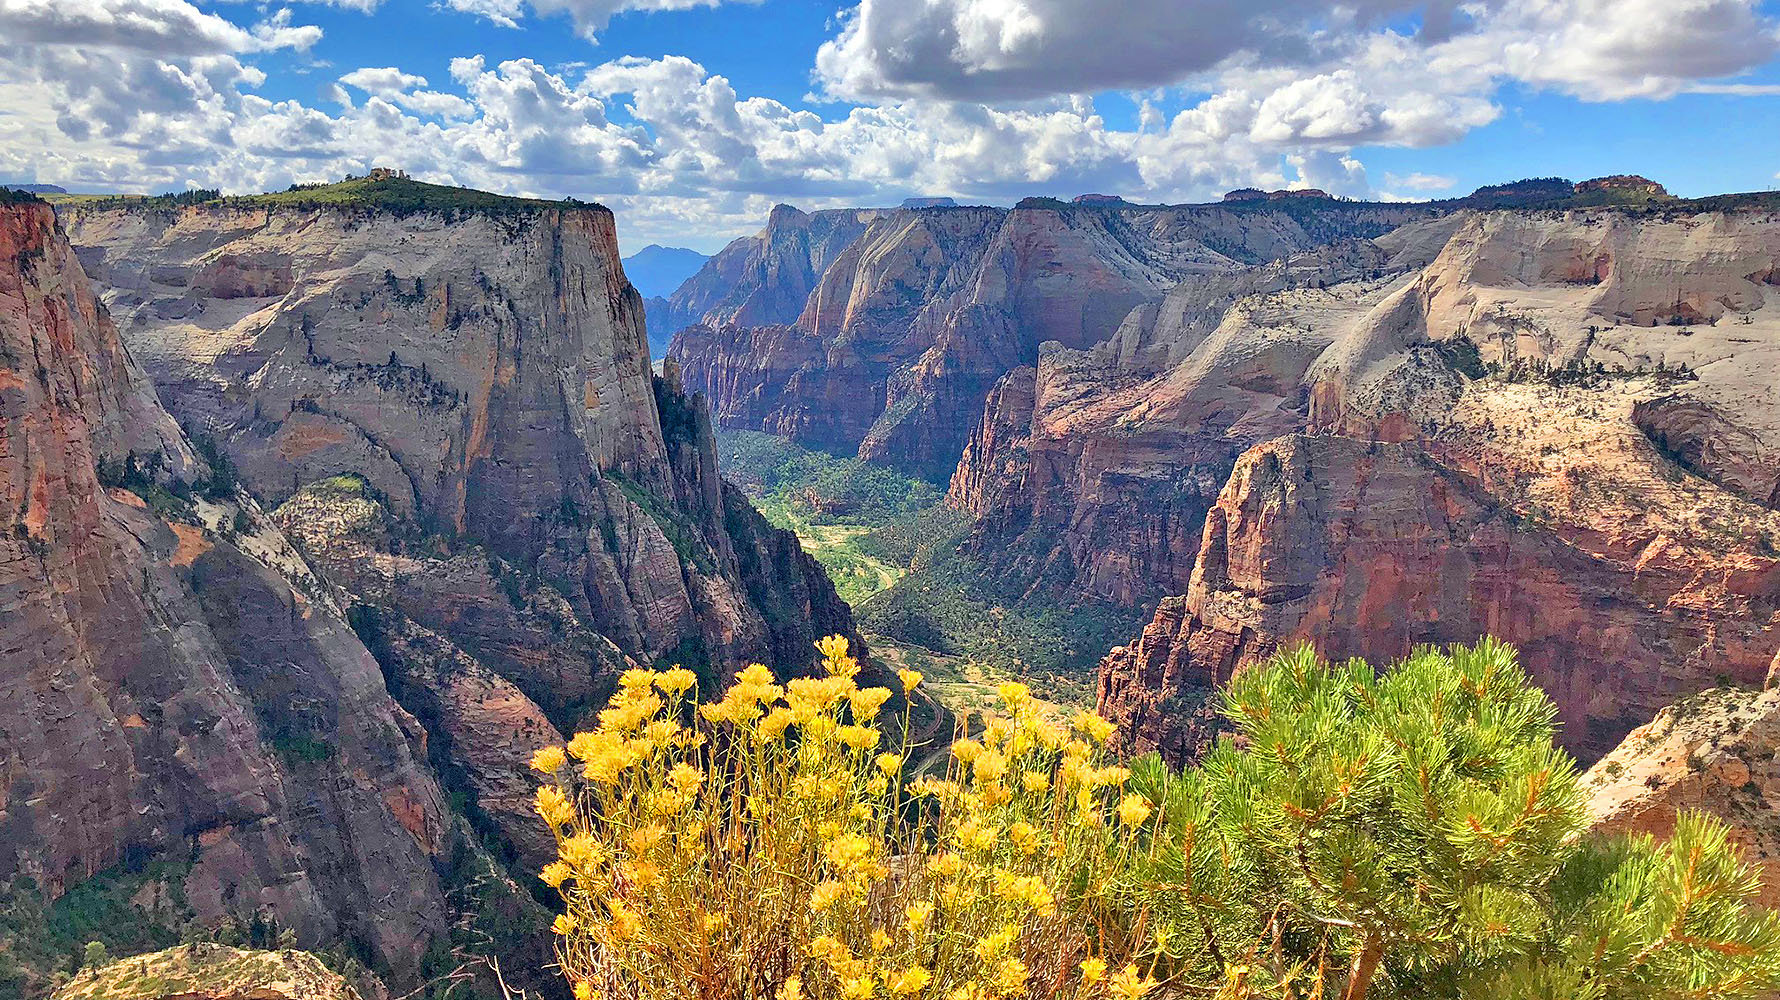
[[0, 198, 452, 976], [669, 198, 1445, 481], [1092, 207, 1780, 765]]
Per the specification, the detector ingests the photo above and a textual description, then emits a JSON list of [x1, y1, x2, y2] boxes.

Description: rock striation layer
[[60, 198, 857, 682], [0, 198, 451, 975], [1086, 207, 1780, 763], [669, 199, 1446, 480]]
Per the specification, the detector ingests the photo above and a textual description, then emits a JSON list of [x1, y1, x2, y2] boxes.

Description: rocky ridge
[[1074, 206, 1780, 762], [52, 943, 366, 1000], [1582, 683, 1780, 907], [668, 198, 1448, 480], [0, 197, 453, 979]]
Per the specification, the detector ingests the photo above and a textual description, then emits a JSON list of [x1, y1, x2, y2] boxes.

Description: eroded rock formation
[[1582, 685, 1780, 906], [0, 198, 451, 975], [60, 199, 856, 681], [670, 198, 1446, 480], [1087, 206, 1780, 763]]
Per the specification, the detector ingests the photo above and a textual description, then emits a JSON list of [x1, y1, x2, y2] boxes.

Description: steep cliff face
[[60, 197, 856, 683], [671, 199, 1447, 480], [948, 237, 1436, 607], [1093, 207, 1780, 764], [0, 199, 451, 975]]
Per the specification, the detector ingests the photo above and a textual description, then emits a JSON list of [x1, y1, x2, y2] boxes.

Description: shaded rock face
[[0, 201, 450, 975], [671, 200, 1446, 480], [1582, 686, 1780, 906], [60, 202, 857, 682], [1090, 209, 1780, 765]]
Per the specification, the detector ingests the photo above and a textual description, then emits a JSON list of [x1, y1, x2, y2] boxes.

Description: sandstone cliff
[[60, 194, 856, 682], [1085, 206, 1780, 763], [670, 199, 1446, 480], [0, 198, 452, 977]]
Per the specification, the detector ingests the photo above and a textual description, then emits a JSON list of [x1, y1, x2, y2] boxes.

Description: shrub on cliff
[[532, 638, 1780, 1000]]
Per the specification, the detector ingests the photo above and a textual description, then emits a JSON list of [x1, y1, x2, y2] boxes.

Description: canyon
[[667, 197, 1445, 481], [1, 180, 858, 997], [10, 170, 1780, 996], [666, 183, 1780, 765]]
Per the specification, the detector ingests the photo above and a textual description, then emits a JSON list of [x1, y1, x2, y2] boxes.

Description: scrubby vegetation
[[57, 175, 590, 219], [717, 430, 942, 604], [535, 636, 1780, 1000], [855, 512, 1142, 684], [713, 431, 1137, 679]]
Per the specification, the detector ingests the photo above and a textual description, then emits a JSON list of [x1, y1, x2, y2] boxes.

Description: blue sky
[[3, 0, 1779, 252]]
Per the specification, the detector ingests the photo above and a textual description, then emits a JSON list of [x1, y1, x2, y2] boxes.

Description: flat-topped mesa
[[669, 197, 1446, 480], [0, 198, 454, 977], [59, 181, 857, 683], [1090, 204, 1780, 765]]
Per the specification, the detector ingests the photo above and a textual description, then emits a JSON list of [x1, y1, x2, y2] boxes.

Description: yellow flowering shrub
[[533, 636, 1165, 1000]]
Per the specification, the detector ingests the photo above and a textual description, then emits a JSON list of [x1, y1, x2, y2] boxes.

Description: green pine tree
[[1123, 639, 1780, 1000]]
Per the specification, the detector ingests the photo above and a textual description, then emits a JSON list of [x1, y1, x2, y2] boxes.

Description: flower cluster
[[533, 636, 1166, 1000]]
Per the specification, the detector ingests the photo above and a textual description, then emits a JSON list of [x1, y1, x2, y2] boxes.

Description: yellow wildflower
[[972, 749, 1007, 784], [825, 832, 875, 870], [530, 745, 567, 775], [573, 983, 594, 1000], [996, 681, 1030, 707], [607, 900, 640, 942], [886, 966, 932, 996], [627, 823, 666, 854], [975, 924, 1017, 960], [850, 686, 892, 720], [1117, 793, 1153, 827], [951, 739, 983, 765], [539, 861, 571, 888], [898, 668, 923, 694], [839, 724, 881, 750], [559, 833, 601, 871], [875, 752, 904, 778], [1080, 958, 1107, 984], [566, 731, 601, 761], [1107, 965, 1155, 1000], [738, 662, 777, 688], [1021, 770, 1049, 793], [655, 666, 697, 695], [872, 930, 893, 952], [993, 958, 1028, 995], [906, 901, 933, 932], [552, 914, 576, 936], [815, 634, 850, 665], [1074, 710, 1117, 744], [534, 785, 574, 828], [810, 935, 850, 963], [778, 976, 803, 1000], [758, 707, 795, 741], [811, 881, 849, 912], [840, 976, 874, 1000], [669, 762, 704, 794]]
